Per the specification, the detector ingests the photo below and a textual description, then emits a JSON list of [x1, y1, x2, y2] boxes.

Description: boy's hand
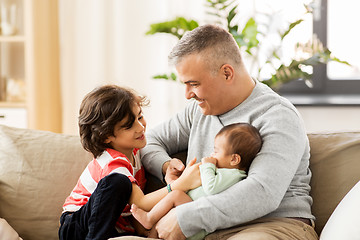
[[201, 156, 217, 165], [163, 158, 185, 184], [175, 158, 201, 191]]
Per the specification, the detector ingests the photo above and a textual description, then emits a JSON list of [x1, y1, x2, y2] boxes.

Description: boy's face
[[105, 104, 146, 157], [211, 134, 233, 169]]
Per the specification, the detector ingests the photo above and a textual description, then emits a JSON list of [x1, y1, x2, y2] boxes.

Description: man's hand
[[156, 208, 186, 240], [163, 158, 185, 184]]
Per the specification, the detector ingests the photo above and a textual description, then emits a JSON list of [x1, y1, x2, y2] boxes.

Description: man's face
[[176, 54, 227, 116]]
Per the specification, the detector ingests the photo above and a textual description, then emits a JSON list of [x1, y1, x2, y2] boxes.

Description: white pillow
[[320, 181, 360, 240]]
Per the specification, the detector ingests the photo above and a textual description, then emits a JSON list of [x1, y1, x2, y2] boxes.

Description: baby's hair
[[217, 123, 262, 171], [78, 85, 148, 158]]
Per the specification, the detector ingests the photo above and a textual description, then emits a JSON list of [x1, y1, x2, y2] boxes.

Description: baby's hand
[[201, 156, 217, 165]]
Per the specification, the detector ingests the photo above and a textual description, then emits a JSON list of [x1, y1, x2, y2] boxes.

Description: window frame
[[277, 0, 360, 106]]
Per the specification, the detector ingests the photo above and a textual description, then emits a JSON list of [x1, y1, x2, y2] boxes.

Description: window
[[279, 0, 360, 105]]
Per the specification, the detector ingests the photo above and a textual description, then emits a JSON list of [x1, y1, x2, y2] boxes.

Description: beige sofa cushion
[[0, 125, 92, 240], [308, 132, 360, 234]]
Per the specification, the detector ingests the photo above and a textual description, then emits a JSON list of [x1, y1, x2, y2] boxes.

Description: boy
[[59, 85, 200, 240]]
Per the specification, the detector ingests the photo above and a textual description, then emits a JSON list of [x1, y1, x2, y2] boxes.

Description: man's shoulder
[[250, 82, 298, 114]]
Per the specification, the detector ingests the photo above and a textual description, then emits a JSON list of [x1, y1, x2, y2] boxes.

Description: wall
[[297, 107, 360, 133]]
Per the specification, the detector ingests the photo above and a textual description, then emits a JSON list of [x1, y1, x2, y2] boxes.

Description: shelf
[[0, 101, 26, 108], [0, 35, 25, 42]]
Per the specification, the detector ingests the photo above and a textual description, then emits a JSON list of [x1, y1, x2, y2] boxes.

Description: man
[[141, 24, 318, 240]]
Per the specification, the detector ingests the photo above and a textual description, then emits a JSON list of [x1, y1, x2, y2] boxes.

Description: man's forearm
[[176, 179, 278, 237], [141, 141, 172, 180], [162, 161, 170, 175]]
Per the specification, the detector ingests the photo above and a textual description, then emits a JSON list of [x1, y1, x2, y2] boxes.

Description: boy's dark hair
[[78, 85, 148, 158], [217, 123, 262, 171]]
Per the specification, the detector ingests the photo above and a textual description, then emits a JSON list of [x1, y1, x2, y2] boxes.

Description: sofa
[[0, 124, 360, 240]]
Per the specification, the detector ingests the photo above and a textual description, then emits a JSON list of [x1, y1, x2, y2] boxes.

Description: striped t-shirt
[[63, 148, 146, 233]]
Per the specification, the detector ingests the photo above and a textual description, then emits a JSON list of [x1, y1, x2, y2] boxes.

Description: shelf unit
[[0, 0, 61, 132], [0, 0, 29, 128], [0, 35, 25, 41]]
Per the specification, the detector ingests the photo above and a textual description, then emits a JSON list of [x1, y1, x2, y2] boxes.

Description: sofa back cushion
[[0, 125, 92, 240], [308, 132, 360, 235]]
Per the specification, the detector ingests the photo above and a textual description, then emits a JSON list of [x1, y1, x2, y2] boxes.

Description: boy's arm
[[130, 159, 201, 211], [129, 184, 168, 211], [200, 163, 246, 196]]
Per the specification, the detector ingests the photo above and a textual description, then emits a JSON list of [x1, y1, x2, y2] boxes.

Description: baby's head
[[78, 85, 148, 158], [213, 123, 262, 171]]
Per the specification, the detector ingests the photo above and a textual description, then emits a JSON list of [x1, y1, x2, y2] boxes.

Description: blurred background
[[0, 0, 359, 135]]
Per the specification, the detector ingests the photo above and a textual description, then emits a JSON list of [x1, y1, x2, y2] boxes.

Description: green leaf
[[263, 64, 312, 91], [281, 19, 303, 40], [241, 18, 259, 50], [170, 72, 177, 81], [329, 55, 351, 66], [297, 50, 351, 67], [146, 17, 199, 39], [231, 30, 247, 48], [152, 72, 178, 81], [153, 74, 170, 80], [297, 54, 323, 66], [271, 50, 281, 60], [227, 5, 237, 24]]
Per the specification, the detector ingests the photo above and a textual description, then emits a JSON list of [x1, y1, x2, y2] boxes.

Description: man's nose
[[185, 86, 195, 100]]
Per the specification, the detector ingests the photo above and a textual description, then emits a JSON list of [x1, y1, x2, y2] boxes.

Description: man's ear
[[221, 64, 234, 81], [230, 153, 241, 166]]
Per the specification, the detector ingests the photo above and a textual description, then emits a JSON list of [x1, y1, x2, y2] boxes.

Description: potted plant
[[145, 0, 349, 91]]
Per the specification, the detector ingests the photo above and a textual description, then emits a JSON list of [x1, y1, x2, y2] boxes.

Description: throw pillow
[[320, 181, 360, 240]]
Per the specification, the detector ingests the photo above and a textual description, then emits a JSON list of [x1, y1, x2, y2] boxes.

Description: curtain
[[28, 0, 62, 133], [58, 0, 205, 134]]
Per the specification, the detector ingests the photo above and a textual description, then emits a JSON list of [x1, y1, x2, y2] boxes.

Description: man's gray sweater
[[141, 81, 314, 237]]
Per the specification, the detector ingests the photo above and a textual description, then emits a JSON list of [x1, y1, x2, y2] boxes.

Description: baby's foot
[[130, 204, 154, 230]]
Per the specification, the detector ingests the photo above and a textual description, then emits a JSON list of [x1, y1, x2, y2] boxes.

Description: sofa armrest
[[0, 125, 92, 240], [0, 218, 22, 240]]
